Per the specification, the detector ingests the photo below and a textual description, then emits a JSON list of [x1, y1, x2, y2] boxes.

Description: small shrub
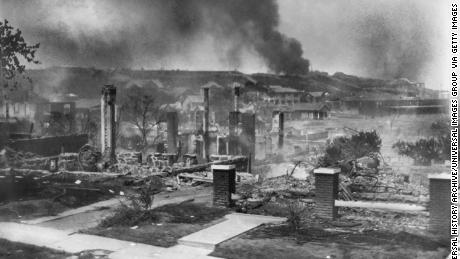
[[393, 137, 448, 165], [128, 177, 162, 210], [319, 130, 381, 167], [286, 200, 306, 232], [100, 203, 145, 227], [393, 120, 450, 165], [99, 202, 227, 227]]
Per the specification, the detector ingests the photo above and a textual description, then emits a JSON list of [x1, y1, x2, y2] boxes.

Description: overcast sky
[[0, 0, 449, 90]]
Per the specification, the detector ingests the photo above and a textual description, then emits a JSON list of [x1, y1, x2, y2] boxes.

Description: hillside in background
[[21, 67, 437, 103]]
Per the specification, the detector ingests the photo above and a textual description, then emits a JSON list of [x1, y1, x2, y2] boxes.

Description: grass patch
[[246, 224, 446, 250], [0, 238, 71, 259], [0, 200, 67, 222], [83, 202, 228, 247]]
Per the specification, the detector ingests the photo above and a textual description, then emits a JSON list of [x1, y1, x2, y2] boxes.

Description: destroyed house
[[35, 102, 77, 133]]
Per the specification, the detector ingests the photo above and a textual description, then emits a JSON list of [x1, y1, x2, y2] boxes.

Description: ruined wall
[[7, 134, 88, 156]]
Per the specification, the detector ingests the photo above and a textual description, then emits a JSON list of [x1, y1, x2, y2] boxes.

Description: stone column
[[428, 173, 451, 239], [203, 87, 210, 161], [101, 85, 117, 164], [217, 136, 227, 155], [278, 112, 284, 150], [314, 167, 340, 219], [265, 135, 272, 156], [241, 113, 256, 165], [228, 111, 240, 155], [166, 111, 178, 154], [233, 84, 240, 112], [212, 164, 236, 207]]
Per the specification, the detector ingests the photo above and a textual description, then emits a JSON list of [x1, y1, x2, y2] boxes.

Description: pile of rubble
[[232, 174, 316, 213], [340, 166, 429, 204], [116, 152, 142, 165], [113, 152, 179, 176], [0, 147, 83, 172], [114, 163, 170, 177], [0, 147, 52, 170], [58, 153, 80, 171]]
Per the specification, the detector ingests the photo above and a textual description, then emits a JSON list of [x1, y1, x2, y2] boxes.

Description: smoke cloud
[[0, 0, 309, 74], [278, 0, 446, 88], [0, 0, 445, 87]]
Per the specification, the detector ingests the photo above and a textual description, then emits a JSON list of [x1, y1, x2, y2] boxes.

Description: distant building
[[308, 91, 329, 103], [275, 103, 330, 120], [437, 91, 449, 99], [262, 85, 303, 105], [35, 102, 77, 135], [0, 90, 46, 122]]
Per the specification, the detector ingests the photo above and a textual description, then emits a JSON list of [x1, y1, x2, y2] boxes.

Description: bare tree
[[120, 86, 167, 151]]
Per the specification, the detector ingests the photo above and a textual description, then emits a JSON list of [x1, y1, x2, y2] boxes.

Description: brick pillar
[[212, 165, 236, 207], [314, 168, 340, 219], [101, 85, 117, 165], [428, 173, 451, 239], [166, 111, 178, 154]]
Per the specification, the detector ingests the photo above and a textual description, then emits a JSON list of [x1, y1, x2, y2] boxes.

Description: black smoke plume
[[0, 0, 310, 74]]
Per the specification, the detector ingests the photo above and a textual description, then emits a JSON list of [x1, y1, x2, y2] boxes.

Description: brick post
[[212, 165, 236, 207], [428, 173, 451, 239], [314, 167, 340, 219]]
